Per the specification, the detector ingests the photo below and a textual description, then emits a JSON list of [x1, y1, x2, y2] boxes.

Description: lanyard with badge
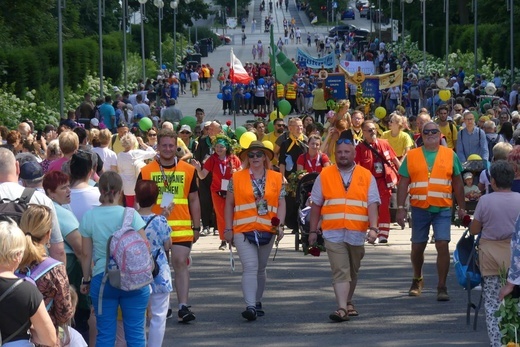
[[250, 169, 268, 215], [219, 156, 231, 191], [158, 157, 177, 207], [306, 153, 321, 173]]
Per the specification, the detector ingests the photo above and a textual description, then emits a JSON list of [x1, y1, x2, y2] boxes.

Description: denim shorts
[[410, 207, 452, 243]]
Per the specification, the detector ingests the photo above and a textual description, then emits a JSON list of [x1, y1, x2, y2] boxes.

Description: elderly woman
[[0, 220, 57, 347], [224, 141, 286, 321], [116, 133, 156, 207], [193, 135, 241, 249], [381, 113, 415, 161], [470, 160, 520, 347], [79, 171, 149, 347], [18, 205, 74, 344]]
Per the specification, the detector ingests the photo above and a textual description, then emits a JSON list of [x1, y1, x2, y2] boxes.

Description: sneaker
[[429, 236, 435, 244], [200, 228, 209, 237], [219, 241, 227, 250], [408, 278, 424, 296], [377, 237, 388, 244], [213, 229, 218, 236], [178, 305, 196, 323], [241, 306, 257, 321], [255, 302, 265, 317], [166, 308, 173, 319], [437, 287, 450, 301]]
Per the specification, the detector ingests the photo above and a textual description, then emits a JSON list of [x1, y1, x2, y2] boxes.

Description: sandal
[[329, 308, 349, 322], [347, 302, 359, 316]]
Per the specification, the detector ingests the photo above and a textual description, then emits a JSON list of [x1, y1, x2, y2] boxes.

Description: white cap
[[90, 118, 100, 127], [179, 125, 192, 134]]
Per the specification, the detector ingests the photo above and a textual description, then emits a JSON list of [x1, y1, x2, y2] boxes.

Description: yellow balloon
[[239, 132, 257, 148], [262, 140, 274, 150], [439, 89, 451, 101], [270, 110, 280, 121], [375, 106, 387, 119]]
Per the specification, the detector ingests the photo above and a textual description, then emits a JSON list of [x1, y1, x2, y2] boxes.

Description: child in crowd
[[463, 172, 481, 201]]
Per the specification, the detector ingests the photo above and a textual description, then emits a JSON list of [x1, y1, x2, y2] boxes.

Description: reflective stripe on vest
[[407, 146, 454, 208], [232, 169, 283, 233], [320, 165, 372, 232]]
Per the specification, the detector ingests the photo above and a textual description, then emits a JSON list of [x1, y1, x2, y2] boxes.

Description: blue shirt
[[99, 103, 115, 130], [456, 127, 489, 162], [53, 202, 80, 254], [222, 85, 233, 101]]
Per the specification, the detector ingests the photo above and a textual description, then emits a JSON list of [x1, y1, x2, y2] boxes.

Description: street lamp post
[[378, 0, 381, 42], [155, 0, 164, 71], [370, 5, 375, 39], [401, 0, 413, 53], [138, 0, 148, 83], [420, 0, 426, 73], [507, 0, 514, 86], [58, 0, 65, 118], [444, 0, 449, 74], [123, 0, 128, 90], [388, 0, 393, 41], [99, 0, 104, 97], [473, 0, 478, 79], [170, 1, 178, 71]]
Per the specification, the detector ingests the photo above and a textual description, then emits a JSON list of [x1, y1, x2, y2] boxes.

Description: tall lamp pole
[[138, 0, 148, 82], [378, 0, 381, 42], [99, 0, 105, 97], [170, 1, 178, 71], [155, 0, 164, 70], [388, 0, 393, 42], [123, 0, 128, 90], [58, 0, 65, 118], [401, 0, 413, 53], [444, 0, 449, 74], [420, 0, 426, 73], [473, 0, 478, 79], [507, 0, 514, 86]]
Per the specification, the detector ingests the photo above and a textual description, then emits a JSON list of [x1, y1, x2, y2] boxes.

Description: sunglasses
[[423, 129, 441, 135], [276, 124, 285, 127], [148, 133, 157, 136], [247, 151, 265, 158], [336, 138, 353, 145], [180, 131, 191, 134]]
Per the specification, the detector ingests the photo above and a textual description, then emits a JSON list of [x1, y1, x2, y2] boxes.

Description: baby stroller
[[295, 173, 323, 252], [453, 229, 482, 330], [452, 159, 487, 222]]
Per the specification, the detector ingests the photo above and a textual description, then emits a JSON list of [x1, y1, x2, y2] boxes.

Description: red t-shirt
[[296, 152, 330, 173], [203, 153, 242, 192]]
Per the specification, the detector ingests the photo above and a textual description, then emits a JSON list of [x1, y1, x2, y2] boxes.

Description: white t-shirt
[[62, 326, 88, 347], [70, 186, 101, 222], [0, 182, 63, 243], [117, 147, 157, 195], [92, 147, 117, 172]]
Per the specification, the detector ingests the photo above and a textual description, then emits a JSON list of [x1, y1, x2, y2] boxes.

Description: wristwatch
[[192, 227, 201, 232], [368, 226, 379, 233]]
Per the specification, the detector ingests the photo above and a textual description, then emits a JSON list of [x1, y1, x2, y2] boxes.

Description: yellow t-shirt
[[381, 130, 415, 157], [439, 122, 458, 149], [265, 132, 281, 164]]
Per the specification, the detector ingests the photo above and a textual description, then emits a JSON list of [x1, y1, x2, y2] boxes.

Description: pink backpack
[[99, 208, 152, 313]]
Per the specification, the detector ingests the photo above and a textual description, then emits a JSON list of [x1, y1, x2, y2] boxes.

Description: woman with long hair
[[381, 113, 415, 161], [18, 205, 74, 344], [135, 180, 172, 347], [224, 141, 285, 321], [79, 171, 149, 347], [193, 135, 241, 249], [0, 220, 56, 347]]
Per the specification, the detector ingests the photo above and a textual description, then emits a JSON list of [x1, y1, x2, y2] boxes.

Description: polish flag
[[230, 49, 253, 84]]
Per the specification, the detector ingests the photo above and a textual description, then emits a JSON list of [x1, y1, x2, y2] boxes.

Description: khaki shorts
[[324, 239, 365, 284]]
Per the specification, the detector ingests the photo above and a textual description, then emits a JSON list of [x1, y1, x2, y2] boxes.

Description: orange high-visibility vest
[[320, 165, 372, 232], [276, 83, 285, 98], [232, 169, 283, 234], [285, 82, 297, 99], [407, 146, 454, 209], [140, 160, 195, 243]]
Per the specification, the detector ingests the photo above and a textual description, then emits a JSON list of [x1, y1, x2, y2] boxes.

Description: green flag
[[270, 25, 298, 85]]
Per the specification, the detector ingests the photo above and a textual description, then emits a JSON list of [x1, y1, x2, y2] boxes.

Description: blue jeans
[[410, 207, 452, 243], [90, 273, 150, 347]]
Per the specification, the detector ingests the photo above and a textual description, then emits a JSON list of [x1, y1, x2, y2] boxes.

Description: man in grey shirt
[[161, 99, 184, 124]]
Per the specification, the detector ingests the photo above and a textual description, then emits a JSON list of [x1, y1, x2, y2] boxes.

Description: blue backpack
[[16, 257, 63, 310]]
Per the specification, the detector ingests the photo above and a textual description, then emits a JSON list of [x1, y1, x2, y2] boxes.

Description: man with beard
[[396, 122, 465, 301], [139, 129, 201, 322], [355, 120, 400, 243], [309, 133, 380, 322], [435, 105, 457, 149]]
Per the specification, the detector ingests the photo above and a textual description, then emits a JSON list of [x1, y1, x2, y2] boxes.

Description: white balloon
[[436, 78, 448, 89], [485, 82, 497, 96]]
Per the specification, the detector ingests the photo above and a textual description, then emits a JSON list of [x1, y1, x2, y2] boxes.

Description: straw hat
[[239, 141, 274, 161]]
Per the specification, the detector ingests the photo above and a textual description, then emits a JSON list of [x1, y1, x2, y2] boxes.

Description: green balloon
[[235, 126, 247, 140], [139, 117, 153, 131], [278, 100, 291, 116], [267, 120, 274, 133], [180, 116, 197, 130]]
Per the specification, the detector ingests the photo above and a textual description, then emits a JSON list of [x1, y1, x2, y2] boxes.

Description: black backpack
[[0, 188, 35, 224]]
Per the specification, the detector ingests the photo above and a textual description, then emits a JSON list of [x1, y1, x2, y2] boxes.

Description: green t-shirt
[[399, 147, 463, 212]]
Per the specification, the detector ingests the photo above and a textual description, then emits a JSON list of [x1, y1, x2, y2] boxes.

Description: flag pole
[[270, 24, 280, 120], [231, 48, 237, 130]]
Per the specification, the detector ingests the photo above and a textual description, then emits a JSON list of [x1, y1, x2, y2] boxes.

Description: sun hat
[[239, 140, 274, 161]]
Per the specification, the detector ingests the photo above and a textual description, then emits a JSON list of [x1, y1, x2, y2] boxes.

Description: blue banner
[[296, 48, 335, 69], [361, 78, 381, 104], [325, 75, 346, 100]]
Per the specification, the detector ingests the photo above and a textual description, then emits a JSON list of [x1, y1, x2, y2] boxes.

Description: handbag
[[243, 231, 273, 246]]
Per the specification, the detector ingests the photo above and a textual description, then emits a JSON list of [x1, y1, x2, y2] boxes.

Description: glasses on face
[[454, 108, 463, 112], [423, 129, 441, 135], [276, 124, 285, 127], [363, 127, 377, 133], [148, 133, 157, 136], [180, 131, 191, 134], [247, 151, 265, 158], [336, 138, 353, 145]]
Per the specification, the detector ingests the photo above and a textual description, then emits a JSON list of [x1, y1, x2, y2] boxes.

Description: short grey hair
[[421, 121, 440, 132], [490, 160, 514, 189]]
